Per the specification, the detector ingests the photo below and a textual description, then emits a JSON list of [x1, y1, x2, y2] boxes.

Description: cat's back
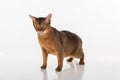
[[61, 30, 82, 43], [50, 27, 82, 46]]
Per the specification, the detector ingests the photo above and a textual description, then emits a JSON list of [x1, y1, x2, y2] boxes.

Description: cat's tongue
[[37, 31, 44, 35]]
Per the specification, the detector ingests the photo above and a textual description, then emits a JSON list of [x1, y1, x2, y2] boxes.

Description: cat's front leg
[[56, 51, 64, 72], [41, 48, 48, 70]]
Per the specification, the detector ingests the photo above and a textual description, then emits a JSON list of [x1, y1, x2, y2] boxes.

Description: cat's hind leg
[[67, 57, 73, 62], [56, 51, 64, 72], [79, 53, 85, 65]]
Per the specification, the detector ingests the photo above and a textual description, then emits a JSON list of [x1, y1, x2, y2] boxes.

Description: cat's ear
[[45, 14, 52, 23], [29, 15, 36, 22]]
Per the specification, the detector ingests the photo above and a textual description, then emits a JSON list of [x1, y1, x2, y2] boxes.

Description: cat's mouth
[[37, 31, 43, 35], [37, 29, 48, 35]]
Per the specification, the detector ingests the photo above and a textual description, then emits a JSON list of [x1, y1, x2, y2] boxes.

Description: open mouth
[[37, 30, 44, 35], [37, 29, 47, 35], [36, 28, 44, 32], [36, 27, 46, 32]]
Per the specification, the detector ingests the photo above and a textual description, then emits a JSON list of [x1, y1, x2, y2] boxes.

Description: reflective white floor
[[0, 52, 120, 80]]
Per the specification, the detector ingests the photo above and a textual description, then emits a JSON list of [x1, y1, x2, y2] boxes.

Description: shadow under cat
[[41, 61, 85, 80]]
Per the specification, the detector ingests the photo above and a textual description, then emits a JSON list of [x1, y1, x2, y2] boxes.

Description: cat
[[29, 14, 85, 72]]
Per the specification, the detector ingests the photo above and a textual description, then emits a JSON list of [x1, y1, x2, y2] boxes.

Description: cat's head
[[29, 14, 52, 34]]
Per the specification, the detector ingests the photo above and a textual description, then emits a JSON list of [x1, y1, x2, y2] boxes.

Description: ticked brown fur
[[29, 14, 85, 72]]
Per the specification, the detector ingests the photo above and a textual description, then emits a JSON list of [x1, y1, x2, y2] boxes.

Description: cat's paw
[[67, 58, 73, 62], [41, 65, 47, 69], [79, 62, 85, 65], [55, 67, 62, 72]]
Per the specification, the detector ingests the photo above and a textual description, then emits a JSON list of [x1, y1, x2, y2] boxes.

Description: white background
[[0, 0, 120, 80]]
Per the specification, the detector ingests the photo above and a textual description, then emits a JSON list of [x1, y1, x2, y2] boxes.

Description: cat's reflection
[[55, 62, 85, 80], [41, 70, 48, 80], [41, 62, 84, 80]]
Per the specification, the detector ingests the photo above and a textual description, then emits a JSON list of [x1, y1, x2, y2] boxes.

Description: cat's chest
[[38, 38, 56, 54], [41, 43, 56, 54], [38, 38, 50, 47]]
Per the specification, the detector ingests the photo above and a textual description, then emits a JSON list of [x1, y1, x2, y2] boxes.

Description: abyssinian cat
[[29, 14, 85, 72]]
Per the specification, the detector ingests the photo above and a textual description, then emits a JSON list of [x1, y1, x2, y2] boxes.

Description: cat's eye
[[41, 25, 46, 30], [34, 23, 38, 28]]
